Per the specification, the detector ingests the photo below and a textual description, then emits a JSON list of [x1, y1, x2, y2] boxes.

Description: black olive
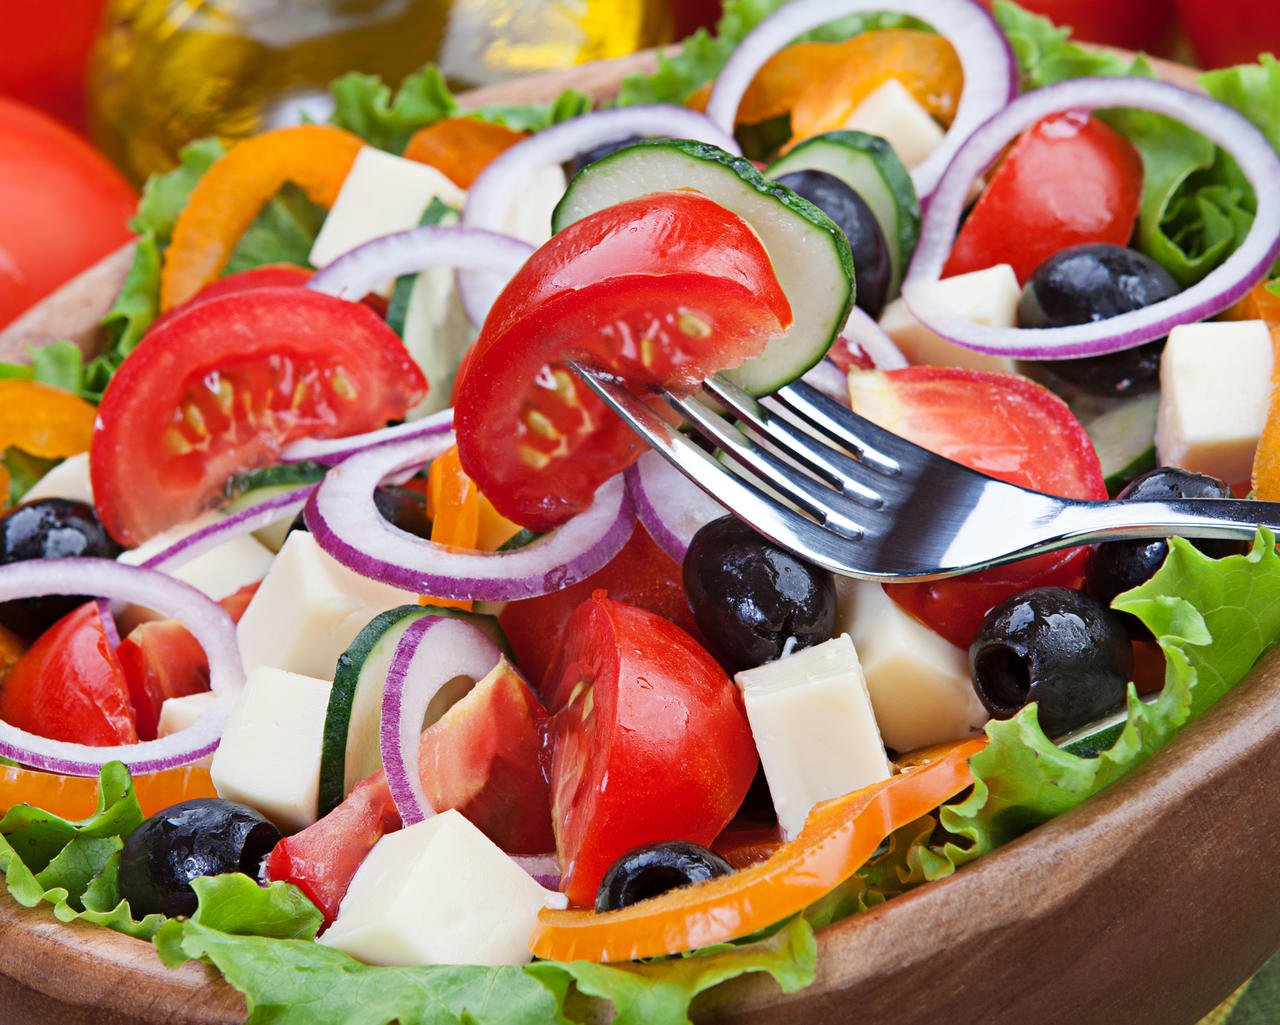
[[1086, 467, 1247, 638], [117, 798, 282, 918], [289, 485, 430, 539], [683, 515, 836, 670], [1019, 244, 1181, 397], [772, 169, 891, 319], [969, 586, 1132, 738], [0, 499, 122, 639], [595, 840, 733, 912], [567, 134, 645, 177]]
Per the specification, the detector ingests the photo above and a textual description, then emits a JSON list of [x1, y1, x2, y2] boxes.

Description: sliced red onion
[[626, 450, 727, 563], [510, 853, 562, 890], [282, 409, 455, 466], [96, 596, 120, 648], [379, 614, 504, 826], [459, 105, 742, 324], [845, 305, 908, 370], [0, 559, 243, 775], [306, 225, 534, 302], [704, 0, 1017, 197], [140, 485, 316, 575], [305, 432, 634, 600], [800, 358, 852, 404], [903, 77, 1280, 358]]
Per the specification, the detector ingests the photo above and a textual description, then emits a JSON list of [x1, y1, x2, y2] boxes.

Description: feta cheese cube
[[236, 531, 418, 679], [878, 264, 1022, 373], [319, 810, 567, 966], [118, 511, 274, 601], [156, 690, 217, 738], [309, 147, 466, 293], [210, 666, 332, 832], [21, 452, 93, 505], [842, 78, 944, 170], [836, 578, 988, 753], [734, 635, 891, 839], [1156, 319, 1274, 486]]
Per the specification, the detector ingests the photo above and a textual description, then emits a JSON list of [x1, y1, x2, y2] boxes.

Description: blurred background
[[0, 0, 1277, 329]]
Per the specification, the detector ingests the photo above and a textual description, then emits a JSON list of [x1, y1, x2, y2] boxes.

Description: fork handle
[[1052, 497, 1280, 546]]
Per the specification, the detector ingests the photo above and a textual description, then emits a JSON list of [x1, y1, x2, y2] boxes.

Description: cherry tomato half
[[0, 0, 108, 130], [849, 366, 1107, 649], [943, 112, 1143, 286], [454, 190, 790, 532], [90, 287, 427, 545], [1175, 0, 1280, 67], [544, 595, 758, 907]]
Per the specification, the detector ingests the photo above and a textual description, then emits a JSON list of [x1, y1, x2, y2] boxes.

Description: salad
[[1, 0, 1280, 1022]]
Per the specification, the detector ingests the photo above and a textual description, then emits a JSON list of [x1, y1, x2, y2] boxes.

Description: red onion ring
[[379, 614, 504, 826], [903, 77, 1280, 359], [305, 224, 534, 302], [626, 450, 727, 563], [0, 559, 243, 775], [704, 0, 1017, 197], [458, 105, 743, 325], [304, 432, 635, 601], [800, 358, 852, 404], [510, 853, 562, 890], [282, 410, 455, 466], [845, 305, 908, 369]]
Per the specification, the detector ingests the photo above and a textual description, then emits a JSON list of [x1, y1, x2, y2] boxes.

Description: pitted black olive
[[290, 484, 430, 539], [596, 840, 733, 912]]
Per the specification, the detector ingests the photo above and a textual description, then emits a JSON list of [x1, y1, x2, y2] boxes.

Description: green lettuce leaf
[[329, 66, 459, 154], [1200, 54, 1280, 152]]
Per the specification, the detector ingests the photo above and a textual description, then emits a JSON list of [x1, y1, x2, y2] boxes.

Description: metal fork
[[570, 362, 1280, 582]]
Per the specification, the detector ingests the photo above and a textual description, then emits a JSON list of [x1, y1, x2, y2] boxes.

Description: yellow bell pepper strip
[[787, 29, 963, 149], [0, 763, 218, 820], [1245, 282, 1280, 497], [0, 379, 97, 509], [402, 117, 527, 189], [159, 124, 365, 310], [530, 737, 984, 962], [0, 623, 24, 683]]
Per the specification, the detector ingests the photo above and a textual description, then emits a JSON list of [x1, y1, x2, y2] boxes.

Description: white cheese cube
[[1156, 319, 1274, 486], [210, 666, 332, 832], [879, 264, 1022, 373], [156, 690, 217, 738], [309, 147, 466, 294], [236, 531, 419, 679], [21, 452, 93, 505], [118, 511, 274, 601], [842, 78, 944, 170], [319, 810, 567, 966], [734, 635, 891, 839], [836, 578, 988, 753]]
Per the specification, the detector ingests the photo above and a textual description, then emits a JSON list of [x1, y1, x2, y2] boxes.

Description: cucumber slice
[[552, 138, 854, 396], [1083, 392, 1159, 495], [317, 604, 512, 817], [223, 462, 327, 553], [766, 131, 920, 296], [1057, 696, 1157, 758]]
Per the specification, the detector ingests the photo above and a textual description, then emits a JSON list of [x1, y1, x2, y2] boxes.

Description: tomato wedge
[[454, 190, 790, 531], [90, 288, 427, 544], [850, 366, 1107, 648]]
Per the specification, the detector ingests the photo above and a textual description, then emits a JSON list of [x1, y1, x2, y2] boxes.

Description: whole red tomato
[[0, 0, 108, 129], [0, 97, 136, 328], [978, 0, 1177, 52], [1176, 0, 1280, 67]]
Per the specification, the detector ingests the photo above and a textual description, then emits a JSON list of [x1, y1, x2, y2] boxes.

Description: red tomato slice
[[454, 190, 791, 532], [544, 595, 758, 907], [0, 602, 137, 745], [116, 619, 210, 742], [942, 112, 1143, 285], [849, 366, 1106, 649], [90, 287, 427, 545], [499, 524, 702, 691], [1176, 0, 1280, 67], [145, 264, 313, 335], [975, 0, 1176, 52]]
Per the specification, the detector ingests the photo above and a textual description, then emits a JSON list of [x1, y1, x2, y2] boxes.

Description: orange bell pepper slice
[[1245, 282, 1280, 498], [0, 763, 218, 821], [0, 379, 97, 510], [160, 124, 365, 310], [530, 737, 984, 962], [402, 117, 527, 189], [0, 624, 24, 683], [788, 29, 962, 148]]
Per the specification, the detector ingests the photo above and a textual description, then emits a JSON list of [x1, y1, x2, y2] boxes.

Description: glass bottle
[[87, 0, 677, 184]]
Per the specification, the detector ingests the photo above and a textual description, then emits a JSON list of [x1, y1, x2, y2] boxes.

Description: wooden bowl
[[1, 45, 1265, 1025]]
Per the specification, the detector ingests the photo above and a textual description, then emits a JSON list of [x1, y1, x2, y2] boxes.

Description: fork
[[570, 362, 1280, 582]]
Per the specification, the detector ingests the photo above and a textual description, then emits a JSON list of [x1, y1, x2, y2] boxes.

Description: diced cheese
[[842, 78, 944, 170], [734, 635, 891, 839], [318, 810, 567, 966], [209, 666, 332, 832], [118, 511, 274, 601], [21, 452, 93, 505], [156, 690, 217, 738], [235, 531, 418, 679], [835, 578, 988, 753], [1155, 319, 1274, 486], [308, 146, 466, 293], [399, 236, 475, 419], [877, 264, 1022, 373]]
